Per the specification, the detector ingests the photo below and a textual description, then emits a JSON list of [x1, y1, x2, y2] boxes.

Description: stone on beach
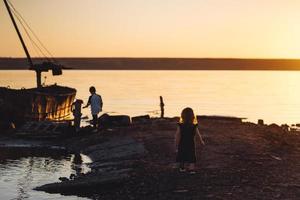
[[132, 115, 151, 124], [98, 113, 131, 128]]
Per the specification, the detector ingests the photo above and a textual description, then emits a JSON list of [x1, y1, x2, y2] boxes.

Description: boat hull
[[0, 85, 76, 125]]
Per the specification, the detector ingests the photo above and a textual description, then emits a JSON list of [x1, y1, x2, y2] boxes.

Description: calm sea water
[[0, 70, 299, 124]]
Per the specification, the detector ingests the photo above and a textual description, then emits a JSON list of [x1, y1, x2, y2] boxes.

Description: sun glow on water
[[1, 70, 299, 125]]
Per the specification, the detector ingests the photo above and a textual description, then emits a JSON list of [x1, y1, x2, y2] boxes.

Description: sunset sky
[[1, 0, 300, 58]]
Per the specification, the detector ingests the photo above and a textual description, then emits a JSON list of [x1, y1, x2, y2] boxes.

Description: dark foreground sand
[[1, 117, 300, 199], [15, 117, 298, 200]]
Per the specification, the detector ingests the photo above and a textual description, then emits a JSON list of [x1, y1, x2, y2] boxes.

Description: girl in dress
[[175, 107, 205, 173]]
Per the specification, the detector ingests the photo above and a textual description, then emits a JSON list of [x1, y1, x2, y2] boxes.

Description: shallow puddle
[[0, 146, 91, 200]]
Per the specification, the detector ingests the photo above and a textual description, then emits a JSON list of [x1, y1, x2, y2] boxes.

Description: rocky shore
[[1, 116, 300, 199]]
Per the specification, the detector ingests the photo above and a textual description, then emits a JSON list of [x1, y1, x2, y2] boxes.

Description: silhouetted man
[[83, 86, 103, 130]]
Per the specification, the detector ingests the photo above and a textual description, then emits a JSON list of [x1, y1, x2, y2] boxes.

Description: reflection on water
[[0, 147, 90, 200], [1, 70, 300, 124]]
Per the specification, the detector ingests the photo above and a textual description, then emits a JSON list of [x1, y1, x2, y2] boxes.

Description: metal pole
[[3, 0, 42, 88], [3, 0, 34, 68]]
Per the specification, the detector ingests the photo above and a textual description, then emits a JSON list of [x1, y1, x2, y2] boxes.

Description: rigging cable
[[8, 0, 59, 63], [10, 7, 43, 59], [11, 8, 51, 62], [8, 0, 51, 61]]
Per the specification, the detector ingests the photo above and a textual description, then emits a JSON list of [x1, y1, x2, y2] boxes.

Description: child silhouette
[[175, 107, 205, 173]]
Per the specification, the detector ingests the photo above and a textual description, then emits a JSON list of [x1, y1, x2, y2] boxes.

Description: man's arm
[[83, 96, 91, 108], [98, 95, 103, 109]]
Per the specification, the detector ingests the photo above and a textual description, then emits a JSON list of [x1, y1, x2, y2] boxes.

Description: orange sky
[[1, 0, 300, 58]]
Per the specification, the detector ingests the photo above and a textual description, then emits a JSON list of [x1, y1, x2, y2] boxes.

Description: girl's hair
[[180, 107, 196, 124]]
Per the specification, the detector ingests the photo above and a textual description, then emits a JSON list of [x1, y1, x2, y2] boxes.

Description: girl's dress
[[176, 123, 198, 163]]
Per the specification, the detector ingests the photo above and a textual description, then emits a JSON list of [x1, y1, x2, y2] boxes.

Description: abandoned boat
[[0, 0, 76, 126]]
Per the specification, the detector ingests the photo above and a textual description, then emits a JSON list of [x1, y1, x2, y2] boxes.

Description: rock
[[35, 169, 131, 194], [73, 153, 83, 164], [98, 114, 131, 128], [131, 115, 150, 124], [290, 128, 299, 132], [281, 124, 289, 131], [270, 155, 282, 161], [258, 119, 264, 125], [59, 177, 69, 182], [267, 124, 283, 133], [69, 174, 76, 180]]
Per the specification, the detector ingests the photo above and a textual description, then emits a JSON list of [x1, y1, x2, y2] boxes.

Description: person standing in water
[[83, 86, 103, 130], [175, 107, 205, 174]]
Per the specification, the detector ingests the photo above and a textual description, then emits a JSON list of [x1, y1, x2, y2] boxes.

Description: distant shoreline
[[1, 57, 300, 70]]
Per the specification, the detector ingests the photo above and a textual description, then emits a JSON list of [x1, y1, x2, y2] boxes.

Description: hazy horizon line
[[2, 57, 300, 60]]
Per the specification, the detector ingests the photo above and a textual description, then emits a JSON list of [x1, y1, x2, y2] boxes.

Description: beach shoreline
[[1, 116, 300, 199]]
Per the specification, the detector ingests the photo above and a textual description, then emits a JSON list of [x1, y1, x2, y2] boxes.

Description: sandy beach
[[1, 116, 300, 199]]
